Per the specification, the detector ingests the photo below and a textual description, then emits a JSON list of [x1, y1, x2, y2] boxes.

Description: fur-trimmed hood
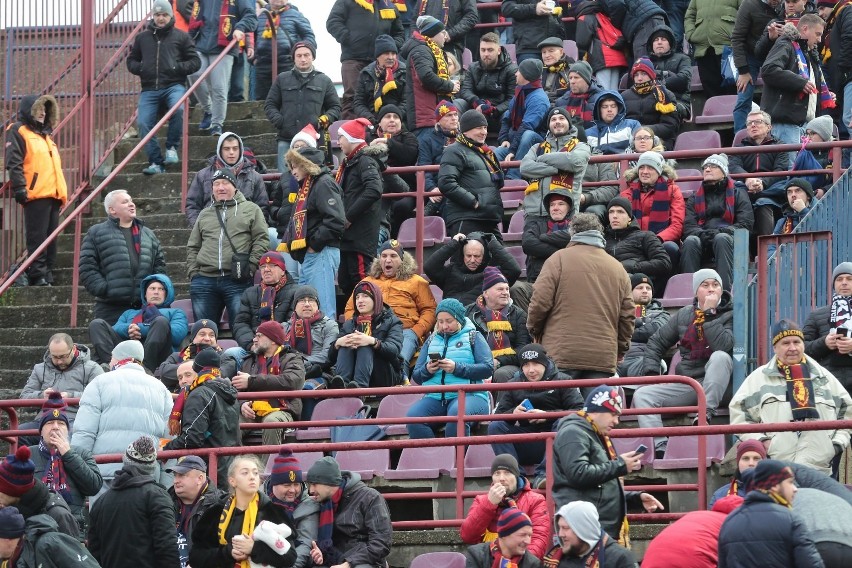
[[368, 248, 419, 280], [624, 161, 678, 182], [285, 147, 326, 177], [18, 94, 60, 132], [779, 21, 802, 41]]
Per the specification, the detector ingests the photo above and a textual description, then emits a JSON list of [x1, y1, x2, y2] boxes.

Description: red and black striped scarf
[[38, 439, 70, 504], [681, 308, 712, 361], [130, 219, 142, 256], [316, 482, 346, 565], [694, 178, 736, 227], [565, 92, 593, 125], [179, 343, 222, 362], [285, 310, 324, 355], [476, 295, 515, 357], [258, 276, 287, 322], [188, 0, 241, 48], [793, 42, 835, 111], [509, 81, 543, 130], [334, 144, 368, 185], [630, 177, 671, 235], [489, 539, 523, 568], [778, 357, 819, 421], [547, 218, 570, 233], [132, 303, 163, 325], [169, 366, 220, 435]]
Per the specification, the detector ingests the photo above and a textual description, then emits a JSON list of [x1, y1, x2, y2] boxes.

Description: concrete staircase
[[0, 101, 277, 400]]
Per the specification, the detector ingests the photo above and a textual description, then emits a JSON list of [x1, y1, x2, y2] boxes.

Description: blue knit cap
[[436, 298, 466, 326]]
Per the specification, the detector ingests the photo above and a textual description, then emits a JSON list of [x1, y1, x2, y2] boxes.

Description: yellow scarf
[[354, 0, 397, 19], [218, 493, 260, 568], [418, 32, 451, 97], [525, 138, 578, 194]]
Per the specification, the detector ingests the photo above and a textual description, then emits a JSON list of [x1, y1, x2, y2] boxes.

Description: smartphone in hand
[[428, 353, 441, 361], [635, 444, 648, 454], [520, 399, 534, 411]]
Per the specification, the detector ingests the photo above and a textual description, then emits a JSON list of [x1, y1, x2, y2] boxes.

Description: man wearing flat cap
[[539, 36, 575, 102], [730, 319, 852, 475]]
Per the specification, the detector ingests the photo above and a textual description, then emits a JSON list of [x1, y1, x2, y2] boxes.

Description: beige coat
[[730, 356, 852, 474]]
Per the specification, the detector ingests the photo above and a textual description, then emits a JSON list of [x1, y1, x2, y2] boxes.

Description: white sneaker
[[164, 147, 179, 165]]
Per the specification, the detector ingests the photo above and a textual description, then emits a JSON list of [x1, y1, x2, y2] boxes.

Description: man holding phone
[[803, 262, 852, 392]]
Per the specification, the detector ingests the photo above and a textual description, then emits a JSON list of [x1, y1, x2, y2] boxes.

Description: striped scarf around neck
[[830, 292, 852, 329], [525, 137, 578, 194], [281, 175, 313, 254], [38, 439, 70, 504], [793, 42, 835, 111], [285, 310, 324, 355], [680, 307, 712, 360], [694, 177, 736, 227], [169, 366, 221, 435], [632, 80, 677, 114], [373, 62, 400, 113], [509, 81, 543, 130], [258, 276, 287, 321], [412, 31, 451, 96], [455, 133, 504, 188], [476, 296, 514, 357], [630, 176, 672, 235], [317, 482, 346, 565], [777, 357, 819, 421]]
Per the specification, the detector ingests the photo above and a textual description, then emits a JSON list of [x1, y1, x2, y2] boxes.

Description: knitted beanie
[[378, 239, 404, 259], [417, 15, 445, 37], [692, 268, 722, 296], [269, 449, 304, 485], [191, 319, 219, 340], [0, 507, 25, 538], [306, 456, 343, 486], [805, 114, 834, 142], [112, 340, 144, 363], [736, 439, 767, 462], [459, 109, 488, 132], [832, 262, 852, 282], [491, 454, 521, 477], [583, 385, 623, 415], [568, 61, 593, 86], [784, 177, 814, 200], [38, 392, 69, 433], [702, 154, 729, 177], [152, 0, 173, 17], [770, 319, 804, 345], [607, 196, 633, 219], [290, 40, 316, 58], [123, 436, 157, 476], [496, 507, 532, 537], [259, 251, 287, 272], [636, 151, 664, 175], [518, 58, 543, 82], [435, 298, 467, 326], [374, 34, 398, 57], [629, 273, 654, 294], [0, 447, 35, 498], [211, 167, 238, 187], [435, 100, 459, 119], [748, 459, 794, 492], [293, 285, 321, 307], [481, 266, 508, 291], [192, 347, 221, 372], [256, 320, 287, 346], [518, 343, 548, 367], [631, 57, 657, 80]]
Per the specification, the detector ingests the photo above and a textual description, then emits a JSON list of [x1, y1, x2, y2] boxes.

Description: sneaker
[[210, 125, 223, 137], [164, 147, 179, 165], [199, 112, 212, 130], [329, 375, 345, 390], [142, 163, 166, 175]]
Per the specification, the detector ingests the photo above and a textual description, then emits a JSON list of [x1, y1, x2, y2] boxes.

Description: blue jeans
[[400, 328, 419, 378], [137, 83, 185, 165], [335, 346, 374, 387], [488, 421, 546, 466], [223, 346, 249, 369], [276, 140, 291, 174], [299, 246, 340, 320], [406, 394, 490, 438], [493, 131, 543, 179], [733, 54, 762, 132], [189, 275, 251, 330], [660, 0, 690, 49], [516, 52, 540, 64], [772, 122, 804, 165]]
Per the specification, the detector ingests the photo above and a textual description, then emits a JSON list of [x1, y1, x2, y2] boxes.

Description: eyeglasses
[[50, 351, 73, 361], [634, 135, 653, 142], [297, 297, 317, 304], [746, 119, 767, 126]]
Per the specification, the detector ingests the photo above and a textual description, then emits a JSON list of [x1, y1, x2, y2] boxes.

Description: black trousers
[[88, 315, 173, 371], [23, 198, 61, 282], [339, 251, 374, 304]]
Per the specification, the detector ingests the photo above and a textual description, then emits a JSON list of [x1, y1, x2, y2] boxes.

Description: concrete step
[[154, 118, 275, 138], [113, 132, 278, 165], [5, 283, 192, 304], [0, 346, 61, 369], [0, 328, 90, 346], [189, 100, 267, 122], [0, 304, 95, 329], [73, 212, 190, 233]]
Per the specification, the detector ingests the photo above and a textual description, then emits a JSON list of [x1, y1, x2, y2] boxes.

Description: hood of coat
[[216, 131, 247, 169], [15, 480, 50, 518], [18, 94, 60, 132], [451, 232, 494, 274], [645, 23, 676, 55], [23, 513, 60, 540], [110, 465, 158, 490], [591, 90, 627, 126], [368, 249, 420, 280], [139, 273, 176, 307], [42, 343, 96, 371], [201, 377, 239, 405]]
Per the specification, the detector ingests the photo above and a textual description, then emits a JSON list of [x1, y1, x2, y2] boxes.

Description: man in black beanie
[[155, 319, 229, 391], [618, 273, 670, 378], [603, 196, 672, 279], [353, 35, 408, 125], [306, 456, 392, 568]]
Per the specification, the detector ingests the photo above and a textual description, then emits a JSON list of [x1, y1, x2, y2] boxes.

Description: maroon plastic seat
[[676, 168, 702, 196], [694, 95, 738, 125], [660, 272, 694, 308], [411, 552, 466, 568], [618, 73, 630, 90], [667, 351, 683, 376], [172, 299, 194, 326], [218, 307, 231, 331], [217, 339, 238, 350], [383, 446, 455, 480], [397, 216, 447, 249], [503, 210, 526, 242], [611, 435, 655, 466], [294, 397, 365, 441], [263, 451, 324, 479], [732, 128, 748, 148], [375, 392, 423, 436], [429, 284, 443, 303], [328, 120, 346, 149], [654, 434, 726, 469], [689, 66, 703, 92], [462, 48, 473, 68], [505, 43, 516, 63], [563, 40, 579, 61], [505, 246, 527, 279], [335, 448, 390, 480], [450, 443, 497, 478], [502, 180, 527, 209], [673, 130, 721, 153]]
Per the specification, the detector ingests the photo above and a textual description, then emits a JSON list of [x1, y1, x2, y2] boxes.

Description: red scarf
[[257, 346, 283, 375], [694, 178, 736, 227], [258, 276, 287, 322], [38, 439, 70, 504], [547, 219, 570, 233], [509, 81, 543, 130], [565, 92, 594, 125], [285, 311, 324, 355], [169, 366, 220, 435], [476, 296, 515, 357], [680, 308, 712, 361], [630, 176, 672, 235], [489, 540, 523, 568], [356, 314, 374, 336], [281, 175, 313, 254], [188, 0, 241, 48], [316, 483, 346, 565], [778, 358, 819, 421], [635, 303, 646, 318]]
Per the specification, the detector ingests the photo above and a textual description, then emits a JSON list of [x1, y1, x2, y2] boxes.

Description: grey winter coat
[[20, 345, 104, 415], [13, 514, 99, 568], [17, 479, 80, 540], [28, 444, 103, 533], [262, 482, 320, 568], [282, 315, 340, 376]]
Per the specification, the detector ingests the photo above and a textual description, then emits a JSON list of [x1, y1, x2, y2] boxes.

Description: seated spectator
[[353, 35, 407, 125], [465, 508, 538, 568], [303, 456, 392, 568], [543, 501, 639, 567], [465, 267, 531, 382], [554, 63, 603, 133], [585, 91, 641, 155], [406, 298, 493, 439], [155, 319, 228, 391], [229, 321, 306, 446], [330, 280, 404, 388], [227, 252, 297, 368], [620, 150, 685, 268], [163, 351, 239, 490], [577, 149, 621, 222], [424, 231, 521, 306], [728, 110, 790, 236], [521, 191, 574, 284], [460, 455, 550, 559], [680, 154, 755, 291], [799, 115, 834, 198], [190, 456, 297, 568], [603, 197, 672, 279], [185, 132, 270, 228], [166, 455, 225, 567], [89, 274, 188, 373], [538, 37, 575, 103], [263, 450, 319, 568], [621, 58, 681, 149], [624, 126, 667, 168], [487, 344, 583, 466], [371, 104, 420, 236], [710, 440, 766, 506], [0, 506, 97, 568], [617, 274, 671, 378], [520, 107, 592, 219], [645, 24, 693, 119], [494, 60, 549, 179], [417, 101, 459, 216], [279, 146, 346, 320], [88, 436, 180, 568], [772, 178, 814, 236], [730, 319, 852, 475], [634, 269, 734, 457], [574, 1, 627, 91], [0, 447, 78, 539], [803, 262, 852, 392], [343, 241, 435, 381], [456, 33, 517, 132], [27, 394, 103, 534], [18, 333, 103, 442]]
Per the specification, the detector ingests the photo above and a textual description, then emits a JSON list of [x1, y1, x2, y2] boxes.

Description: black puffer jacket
[[501, 0, 565, 54], [437, 140, 504, 229], [190, 492, 297, 568], [264, 68, 341, 142], [326, 0, 404, 62], [353, 61, 408, 124], [424, 233, 522, 306], [717, 490, 825, 568], [645, 24, 692, 114], [827, 5, 852, 92], [155, 344, 228, 392], [162, 379, 240, 490], [126, 18, 200, 91], [603, 224, 672, 277], [232, 278, 298, 350], [522, 215, 572, 283], [551, 413, 640, 539], [466, 542, 541, 568], [79, 217, 166, 309], [622, 0, 667, 42], [465, 302, 532, 369], [458, 47, 517, 116], [683, 179, 754, 237], [803, 305, 852, 385], [493, 359, 584, 431], [329, 304, 405, 387], [728, 135, 790, 190], [88, 465, 180, 568], [340, 144, 385, 256], [17, 479, 79, 540], [621, 86, 681, 148], [383, 129, 420, 192]]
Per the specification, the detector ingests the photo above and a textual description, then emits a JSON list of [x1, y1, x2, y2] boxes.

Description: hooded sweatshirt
[[111, 274, 189, 350], [585, 91, 641, 155]]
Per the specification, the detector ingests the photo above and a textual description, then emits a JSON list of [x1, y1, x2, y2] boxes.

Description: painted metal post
[[732, 228, 750, 394]]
